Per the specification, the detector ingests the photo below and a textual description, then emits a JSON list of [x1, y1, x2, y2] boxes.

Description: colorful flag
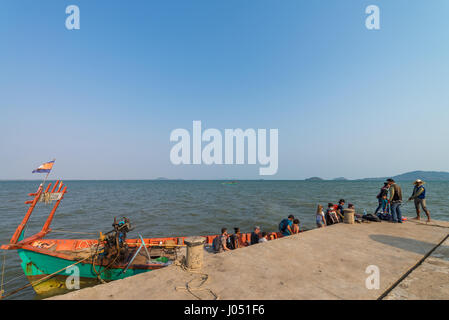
[[32, 160, 55, 173]]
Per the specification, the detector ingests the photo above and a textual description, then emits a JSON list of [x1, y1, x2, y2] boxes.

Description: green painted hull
[[18, 249, 166, 295]]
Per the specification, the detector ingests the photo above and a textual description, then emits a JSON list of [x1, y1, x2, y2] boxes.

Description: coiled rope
[[174, 257, 219, 300]]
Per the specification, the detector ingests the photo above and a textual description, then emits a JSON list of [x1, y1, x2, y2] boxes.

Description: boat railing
[[0, 180, 67, 250]]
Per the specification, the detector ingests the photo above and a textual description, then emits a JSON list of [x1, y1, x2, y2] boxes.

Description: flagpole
[[41, 158, 56, 188]]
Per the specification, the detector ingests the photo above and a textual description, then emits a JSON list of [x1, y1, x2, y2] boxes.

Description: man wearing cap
[[408, 179, 431, 222], [387, 178, 403, 223]]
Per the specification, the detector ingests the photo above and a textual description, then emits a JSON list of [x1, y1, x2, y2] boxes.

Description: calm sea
[[1, 180, 448, 299]]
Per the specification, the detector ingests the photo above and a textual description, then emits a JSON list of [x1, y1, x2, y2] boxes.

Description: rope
[[0, 272, 28, 287], [44, 192, 51, 204], [92, 236, 122, 284], [38, 192, 52, 204], [92, 239, 108, 284], [174, 258, 219, 300]]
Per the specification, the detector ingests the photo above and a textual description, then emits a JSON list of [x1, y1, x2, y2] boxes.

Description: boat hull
[[9, 232, 281, 297], [18, 248, 164, 295]]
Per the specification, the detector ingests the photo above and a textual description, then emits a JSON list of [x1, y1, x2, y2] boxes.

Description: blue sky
[[1, 0, 448, 180]]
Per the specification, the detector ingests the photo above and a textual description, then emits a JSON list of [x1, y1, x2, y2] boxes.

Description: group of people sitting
[[316, 199, 356, 227], [278, 215, 301, 236], [213, 226, 272, 253], [213, 216, 302, 253]]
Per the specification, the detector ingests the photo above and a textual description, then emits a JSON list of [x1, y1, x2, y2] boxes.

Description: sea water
[[1, 180, 448, 299]]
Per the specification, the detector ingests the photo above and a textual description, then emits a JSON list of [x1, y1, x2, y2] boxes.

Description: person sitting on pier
[[316, 205, 326, 228], [250, 226, 261, 245], [292, 219, 300, 234], [213, 228, 231, 253], [259, 232, 269, 243], [326, 203, 339, 225], [279, 215, 295, 236], [336, 199, 345, 221], [229, 227, 242, 249]]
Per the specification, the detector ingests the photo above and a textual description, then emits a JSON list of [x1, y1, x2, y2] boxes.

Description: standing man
[[408, 179, 431, 222], [387, 178, 403, 223]]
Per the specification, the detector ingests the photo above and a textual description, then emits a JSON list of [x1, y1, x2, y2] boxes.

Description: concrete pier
[[385, 235, 449, 299], [50, 219, 449, 300]]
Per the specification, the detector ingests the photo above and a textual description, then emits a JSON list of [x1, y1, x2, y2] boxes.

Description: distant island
[[360, 171, 449, 182], [305, 171, 449, 182], [305, 177, 324, 181], [305, 177, 348, 181]]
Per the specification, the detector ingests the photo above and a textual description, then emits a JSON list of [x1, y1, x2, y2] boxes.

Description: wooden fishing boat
[[0, 180, 281, 298]]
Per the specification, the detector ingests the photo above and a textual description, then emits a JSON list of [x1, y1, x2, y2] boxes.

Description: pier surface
[[50, 219, 449, 300]]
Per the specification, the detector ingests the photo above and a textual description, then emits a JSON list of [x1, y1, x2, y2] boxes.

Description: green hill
[[361, 171, 449, 181], [305, 177, 324, 181]]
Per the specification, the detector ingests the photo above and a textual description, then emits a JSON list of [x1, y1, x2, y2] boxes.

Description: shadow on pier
[[370, 234, 448, 257]]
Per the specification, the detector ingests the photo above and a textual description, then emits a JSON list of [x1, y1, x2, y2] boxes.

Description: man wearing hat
[[408, 179, 431, 222], [387, 178, 403, 223]]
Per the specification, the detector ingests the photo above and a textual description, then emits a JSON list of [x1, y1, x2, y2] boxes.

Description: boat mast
[[1, 159, 67, 249]]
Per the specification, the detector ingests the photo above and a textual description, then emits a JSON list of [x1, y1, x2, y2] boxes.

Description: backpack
[[377, 187, 388, 199], [279, 219, 288, 232], [227, 236, 234, 250], [377, 213, 391, 221], [363, 213, 381, 222], [326, 210, 338, 225], [212, 236, 221, 252]]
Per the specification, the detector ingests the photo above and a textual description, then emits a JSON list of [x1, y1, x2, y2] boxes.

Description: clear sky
[[1, 0, 448, 180]]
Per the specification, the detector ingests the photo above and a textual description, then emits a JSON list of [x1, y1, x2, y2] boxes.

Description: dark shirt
[[250, 232, 259, 245], [377, 186, 389, 199], [230, 234, 239, 249], [389, 183, 403, 202], [337, 204, 344, 214]]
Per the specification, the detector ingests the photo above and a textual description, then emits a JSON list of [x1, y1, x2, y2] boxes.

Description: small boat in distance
[[0, 179, 279, 298], [222, 180, 238, 185]]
